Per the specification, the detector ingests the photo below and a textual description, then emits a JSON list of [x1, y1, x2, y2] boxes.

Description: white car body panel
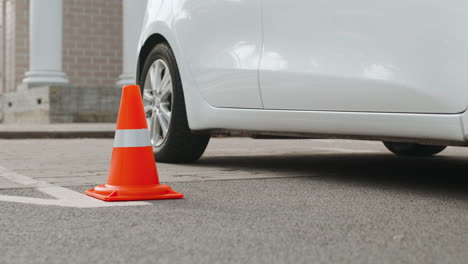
[[260, 0, 468, 113], [172, 0, 263, 109], [138, 0, 468, 145]]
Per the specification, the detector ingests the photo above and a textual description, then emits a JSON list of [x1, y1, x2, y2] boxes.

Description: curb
[[0, 130, 115, 139]]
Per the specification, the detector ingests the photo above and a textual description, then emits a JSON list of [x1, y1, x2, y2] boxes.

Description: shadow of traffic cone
[[85, 85, 184, 201]]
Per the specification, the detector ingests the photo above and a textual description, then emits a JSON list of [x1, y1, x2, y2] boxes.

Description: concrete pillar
[[23, 0, 68, 86], [116, 0, 148, 86]]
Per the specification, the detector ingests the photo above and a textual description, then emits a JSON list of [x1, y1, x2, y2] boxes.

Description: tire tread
[[383, 142, 446, 157]]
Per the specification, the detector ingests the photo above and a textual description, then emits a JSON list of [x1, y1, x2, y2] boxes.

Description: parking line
[[0, 165, 151, 208]]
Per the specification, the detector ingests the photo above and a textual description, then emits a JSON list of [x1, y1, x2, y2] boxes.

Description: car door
[[259, 0, 468, 114], [174, 0, 263, 109]]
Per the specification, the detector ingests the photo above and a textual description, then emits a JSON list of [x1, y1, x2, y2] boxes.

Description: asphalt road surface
[[0, 138, 467, 264]]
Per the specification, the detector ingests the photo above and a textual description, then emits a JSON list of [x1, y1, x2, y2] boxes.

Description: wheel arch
[[136, 33, 169, 84]]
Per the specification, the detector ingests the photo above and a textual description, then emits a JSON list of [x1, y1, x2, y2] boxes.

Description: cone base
[[85, 184, 184, 201]]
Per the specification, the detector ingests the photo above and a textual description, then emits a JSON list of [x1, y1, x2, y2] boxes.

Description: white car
[[137, 0, 468, 163]]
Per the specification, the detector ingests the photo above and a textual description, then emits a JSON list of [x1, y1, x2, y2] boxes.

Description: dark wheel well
[[136, 34, 169, 84]]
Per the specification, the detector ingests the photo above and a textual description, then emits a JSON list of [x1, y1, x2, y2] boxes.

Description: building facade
[[0, 0, 147, 123]]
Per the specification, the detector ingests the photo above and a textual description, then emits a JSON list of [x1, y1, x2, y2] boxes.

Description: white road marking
[[0, 166, 150, 208]]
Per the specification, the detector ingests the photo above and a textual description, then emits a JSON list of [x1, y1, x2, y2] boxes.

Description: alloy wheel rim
[[143, 59, 173, 148]]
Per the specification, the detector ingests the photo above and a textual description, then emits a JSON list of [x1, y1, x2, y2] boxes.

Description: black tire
[[138, 43, 210, 163], [383, 142, 446, 157]]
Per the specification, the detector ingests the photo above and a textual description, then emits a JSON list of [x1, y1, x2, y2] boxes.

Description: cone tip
[[116, 84, 148, 130], [122, 84, 140, 91]]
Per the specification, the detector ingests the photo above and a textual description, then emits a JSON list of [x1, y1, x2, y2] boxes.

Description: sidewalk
[[0, 123, 115, 139]]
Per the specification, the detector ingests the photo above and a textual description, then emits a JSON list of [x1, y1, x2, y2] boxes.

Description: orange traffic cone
[[85, 85, 184, 201]]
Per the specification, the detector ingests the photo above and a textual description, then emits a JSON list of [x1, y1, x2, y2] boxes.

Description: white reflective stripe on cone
[[114, 129, 152, 148]]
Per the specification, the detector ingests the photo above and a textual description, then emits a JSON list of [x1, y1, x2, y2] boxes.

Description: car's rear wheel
[[139, 43, 210, 163], [383, 142, 446, 157]]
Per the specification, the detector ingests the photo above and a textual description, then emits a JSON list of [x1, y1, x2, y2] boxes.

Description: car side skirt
[[190, 106, 468, 146]]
